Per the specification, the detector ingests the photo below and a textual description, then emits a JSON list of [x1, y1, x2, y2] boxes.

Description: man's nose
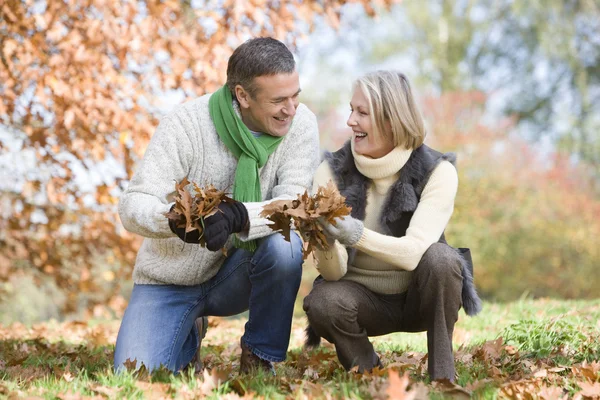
[[282, 99, 297, 117]]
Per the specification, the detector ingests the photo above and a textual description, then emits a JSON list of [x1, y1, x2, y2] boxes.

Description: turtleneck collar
[[351, 141, 413, 180]]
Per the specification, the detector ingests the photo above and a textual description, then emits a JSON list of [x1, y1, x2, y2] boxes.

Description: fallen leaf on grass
[[58, 391, 103, 400], [500, 379, 544, 399], [87, 328, 110, 346], [548, 366, 567, 373], [386, 370, 420, 400], [572, 361, 600, 382], [533, 368, 548, 378], [89, 384, 119, 398], [122, 357, 138, 371], [464, 378, 495, 391], [577, 381, 600, 398], [62, 372, 74, 382], [299, 381, 327, 398], [538, 386, 568, 400], [473, 337, 504, 364], [135, 381, 173, 400], [431, 379, 471, 399], [505, 345, 519, 356], [199, 368, 229, 395], [303, 366, 319, 380]]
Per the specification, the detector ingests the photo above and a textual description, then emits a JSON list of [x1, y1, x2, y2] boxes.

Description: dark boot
[[239, 339, 275, 375], [190, 316, 208, 372]]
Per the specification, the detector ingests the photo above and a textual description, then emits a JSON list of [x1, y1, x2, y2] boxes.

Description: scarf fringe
[[233, 237, 257, 252]]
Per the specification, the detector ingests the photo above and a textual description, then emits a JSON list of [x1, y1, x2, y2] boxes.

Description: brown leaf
[[431, 379, 471, 399], [122, 358, 137, 371], [199, 368, 226, 395], [165, 179, 233, 250], [538, 386, 568, 400], [260, 181, 351, 259], [89, 384, 120, 398], [473, 337, 504, 364], [572, 361, 600, 382], [386, 370, 416, 400], [578, 381, 600, 398]]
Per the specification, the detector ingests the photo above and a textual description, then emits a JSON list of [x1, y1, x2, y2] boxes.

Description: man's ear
[[235, 85, 251, 109]]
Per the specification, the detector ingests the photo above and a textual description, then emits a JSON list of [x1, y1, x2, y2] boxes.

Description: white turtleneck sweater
[[312, 143, 458, 294]]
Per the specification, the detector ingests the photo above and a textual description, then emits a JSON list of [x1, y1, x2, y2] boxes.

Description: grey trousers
[[303, 243, 463, 381]]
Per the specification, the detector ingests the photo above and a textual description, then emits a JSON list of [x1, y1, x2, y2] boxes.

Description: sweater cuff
[[314, 240, 348, 281], [354, 229, 369, 249], [236, 201, 276, 242]]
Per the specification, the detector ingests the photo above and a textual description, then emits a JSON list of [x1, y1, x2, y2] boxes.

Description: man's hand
[[168, 209, 202, 244], [203, 201, 249, 251], [319, 216, 364, 247]]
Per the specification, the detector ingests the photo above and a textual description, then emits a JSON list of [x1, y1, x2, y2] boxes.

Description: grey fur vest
[[325, 141, 482, 316]]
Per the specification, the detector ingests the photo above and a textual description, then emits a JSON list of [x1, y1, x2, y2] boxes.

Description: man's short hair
[[226, 37, 296, 98], [356, 71, 426, 150]]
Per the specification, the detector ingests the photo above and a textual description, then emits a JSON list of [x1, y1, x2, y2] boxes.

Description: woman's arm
[[310, 161, 348, 280], [354, 160, 458, 271]]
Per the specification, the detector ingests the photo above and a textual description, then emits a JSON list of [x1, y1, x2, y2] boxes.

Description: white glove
[[319, 216, 364, 247]]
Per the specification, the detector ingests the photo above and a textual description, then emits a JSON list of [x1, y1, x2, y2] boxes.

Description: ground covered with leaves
[[0, 298, 599, 399]]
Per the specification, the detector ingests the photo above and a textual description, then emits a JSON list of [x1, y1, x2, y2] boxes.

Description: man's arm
[[237, 106, 321, 242], [118, 114, 194, 238]]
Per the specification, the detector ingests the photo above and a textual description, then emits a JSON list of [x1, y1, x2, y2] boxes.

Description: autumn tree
[[371, 0, 600, 176], [0, 0, 397, 316]]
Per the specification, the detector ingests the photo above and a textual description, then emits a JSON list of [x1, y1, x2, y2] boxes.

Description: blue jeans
[[113, 232, 303, 372]]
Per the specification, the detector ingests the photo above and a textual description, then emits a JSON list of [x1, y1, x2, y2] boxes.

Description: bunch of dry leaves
[[164, 178, 234, 252], [260, 181, 351, 259]]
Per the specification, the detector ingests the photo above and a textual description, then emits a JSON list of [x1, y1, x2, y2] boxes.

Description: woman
[[303, 70, 481, 382]]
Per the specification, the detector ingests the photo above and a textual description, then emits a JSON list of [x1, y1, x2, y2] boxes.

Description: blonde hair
[[355, 71, 426, 150]]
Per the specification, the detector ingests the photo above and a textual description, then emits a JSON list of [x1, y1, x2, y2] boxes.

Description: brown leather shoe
[[239, 339, 275, 375], [190, 316, 208, 372]]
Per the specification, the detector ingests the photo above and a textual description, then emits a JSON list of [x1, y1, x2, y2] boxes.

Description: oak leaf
[[260, 181, 352, 259], [386, 370, 417, 400], [164, 178, 234, 254]]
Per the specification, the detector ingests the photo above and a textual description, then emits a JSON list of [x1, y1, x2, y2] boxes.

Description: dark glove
[[168, 208, 202, 244], [204, 201, 249, 251]]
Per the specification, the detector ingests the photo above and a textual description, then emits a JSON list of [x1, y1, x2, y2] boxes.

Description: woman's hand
[[319, 216, 364, 247]]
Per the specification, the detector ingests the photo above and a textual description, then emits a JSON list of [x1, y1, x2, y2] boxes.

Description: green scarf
[[209, 85, 283, 251]]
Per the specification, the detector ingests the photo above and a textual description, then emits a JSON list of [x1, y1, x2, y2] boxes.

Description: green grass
[[0, 298, 599, 399]]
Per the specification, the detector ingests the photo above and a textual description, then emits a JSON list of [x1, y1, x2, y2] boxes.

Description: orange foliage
[[422, 92, 600, 300], [0, 0, 398, 315]]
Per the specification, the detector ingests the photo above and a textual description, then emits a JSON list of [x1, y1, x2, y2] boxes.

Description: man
[[115, 37, 320, 374]]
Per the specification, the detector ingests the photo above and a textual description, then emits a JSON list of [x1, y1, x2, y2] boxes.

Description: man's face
[[236, 71, 301, 137]]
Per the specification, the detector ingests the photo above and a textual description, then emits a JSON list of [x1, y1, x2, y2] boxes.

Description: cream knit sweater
[[119, 94, 320, 285], [312, 143, 458, 294]]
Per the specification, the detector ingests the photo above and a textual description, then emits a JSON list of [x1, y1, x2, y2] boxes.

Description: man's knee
[[254, 232, 303, 280]]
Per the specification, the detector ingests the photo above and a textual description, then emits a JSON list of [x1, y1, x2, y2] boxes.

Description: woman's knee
[[417, 243, 462, 280], [303, 282, 357, 324]]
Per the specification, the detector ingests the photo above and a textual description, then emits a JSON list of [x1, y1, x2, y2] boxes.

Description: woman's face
[[347, 87, 395, 159]]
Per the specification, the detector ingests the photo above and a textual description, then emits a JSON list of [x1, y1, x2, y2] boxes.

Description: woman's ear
[[235, 85, 251, 109]]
